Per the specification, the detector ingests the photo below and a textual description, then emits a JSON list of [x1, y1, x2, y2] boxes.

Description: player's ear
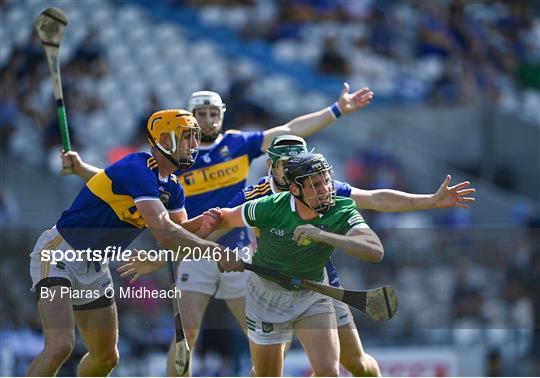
[[159, 133, 173, 149], [290, 183, 300, 196]]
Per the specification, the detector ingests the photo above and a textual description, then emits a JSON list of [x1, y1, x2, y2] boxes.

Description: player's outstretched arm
[[204, 187, 250, 241], [205, 205, 246, 241], [293, 225, 383, 263], [350, 175, 476, 212], [119, 201, 243, 276], [261, 83, 374, 150], [215, 206, 248, 230], [136, 200, 223, 257], [61, 150, 101, 181]]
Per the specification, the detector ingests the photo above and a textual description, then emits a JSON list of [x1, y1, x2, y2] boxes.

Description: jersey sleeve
[[167, 182, 186, 212], [241, 195, 273, 228], [229, 176, 271, 208], [107, 157, 160, 202], [240, 130, 265, 160], [335, 180, 352, 198], [339, 198, 369, 235]]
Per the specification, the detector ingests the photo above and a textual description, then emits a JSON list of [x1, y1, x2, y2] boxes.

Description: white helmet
[[187, 91, 226, 115], [187, 91, 226, 143]]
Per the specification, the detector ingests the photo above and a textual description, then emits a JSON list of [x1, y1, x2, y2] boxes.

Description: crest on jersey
[[315, 224, 329, 231], [270, 228, 285, 237], [220, 146, 230, 158], [160, 191, 170, 204], [262, 322, 274, 333]]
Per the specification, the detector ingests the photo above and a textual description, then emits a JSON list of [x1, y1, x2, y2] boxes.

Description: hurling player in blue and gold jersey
[[28, 109, 230, 376]]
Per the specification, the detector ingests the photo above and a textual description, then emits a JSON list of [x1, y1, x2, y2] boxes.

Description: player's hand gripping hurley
[[167, 259, 190, 376], [34, 8, 73, 174]]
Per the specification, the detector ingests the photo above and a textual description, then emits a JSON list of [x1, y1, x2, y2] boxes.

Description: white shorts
[[177, 259, 248, 299], [333, 298, 354, 327], [29, 227, 114, 308], [245, 272, 335, 345]]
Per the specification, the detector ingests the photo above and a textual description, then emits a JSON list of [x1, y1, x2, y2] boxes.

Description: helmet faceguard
[[284, 153, 336, 214], [267, 135, 308, 191], [146, 109, 201, 169], [187, 91, 226, 143]]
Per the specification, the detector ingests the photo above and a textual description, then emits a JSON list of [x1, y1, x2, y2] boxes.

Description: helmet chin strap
[[291, 187, 331, 215], [173, 156, 195, 169], [156, 145, 196, 170]]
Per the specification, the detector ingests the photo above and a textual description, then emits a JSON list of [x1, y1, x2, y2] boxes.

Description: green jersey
[[242, 191, 368, 290]]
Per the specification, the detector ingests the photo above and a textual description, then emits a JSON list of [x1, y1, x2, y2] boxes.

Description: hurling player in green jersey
[[214, 153, 383, 376], [113, 136, 476, 376]]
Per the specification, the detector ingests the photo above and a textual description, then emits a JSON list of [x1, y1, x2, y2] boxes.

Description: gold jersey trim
[[245, 182, 271, 200], [86, 171, 146, 229], [40, 233, 63, 279], [147, 157, 158, 169]]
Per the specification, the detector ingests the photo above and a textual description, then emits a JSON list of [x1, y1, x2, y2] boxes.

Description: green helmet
[[267, 135, 308, 168]]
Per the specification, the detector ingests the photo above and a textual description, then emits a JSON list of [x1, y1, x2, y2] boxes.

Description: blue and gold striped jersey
[[226, 175, 354, 287], [226, 175, 353, 208], [175, 130, 264, 248], [176, 130, 264, 215], [56, 152, 185, 250]]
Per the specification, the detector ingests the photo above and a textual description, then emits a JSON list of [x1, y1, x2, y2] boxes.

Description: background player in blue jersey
[[28, 109, 230, 376], [210, 135, 476, 376]]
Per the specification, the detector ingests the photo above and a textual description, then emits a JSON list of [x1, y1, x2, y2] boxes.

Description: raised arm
[[350, 175, 476, 212], [261, 83, 373, 150], [293, 225, 383, 263], [62, 151, 101, 181]]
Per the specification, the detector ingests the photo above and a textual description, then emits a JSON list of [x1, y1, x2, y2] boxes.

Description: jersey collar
[[290, 194, 296, 212]]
